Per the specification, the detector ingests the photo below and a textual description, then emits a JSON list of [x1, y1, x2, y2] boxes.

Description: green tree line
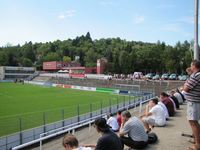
[[0, 32, 193, 74]]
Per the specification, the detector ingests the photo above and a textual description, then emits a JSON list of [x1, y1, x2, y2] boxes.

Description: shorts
[[187, 101, 200, 121], [142, 117, 156, 126]]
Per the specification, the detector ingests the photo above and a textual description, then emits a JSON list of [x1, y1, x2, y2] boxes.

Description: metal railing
[[11, 93, 155, 150], [12, 114, 106, 150]]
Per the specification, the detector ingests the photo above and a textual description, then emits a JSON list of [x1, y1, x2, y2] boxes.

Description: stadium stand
[[0, 66, 36, 80], [33, 74, 184, 96]]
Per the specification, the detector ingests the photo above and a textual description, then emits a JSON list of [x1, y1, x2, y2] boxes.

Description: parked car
[[169, 73, 178, 80], [179, 75, 189, 81], [145, 73, 155, 79], [161, 73, 169, 80], [152, 74, 160, 80], [133, 72, 143, 79]]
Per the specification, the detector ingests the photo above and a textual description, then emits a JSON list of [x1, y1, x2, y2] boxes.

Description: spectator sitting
[[180, 86, 187, 101], [168, 95, 177, 112], [160, 92, 175, 116], [118, 110, 148, 149], [107, 113, 119, 132], [63, 134, 92, 150], [158, 100, 169, 120], [176, 88, 185, 103], [140, 98, 166, 133], [170, 91, 180, 109], [84, 118, 122, 150], [117, 110, 122, 127]]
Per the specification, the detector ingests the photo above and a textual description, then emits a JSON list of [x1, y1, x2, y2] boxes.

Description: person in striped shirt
[[118, 111, 148, 149], [184, 60, 200, 150]]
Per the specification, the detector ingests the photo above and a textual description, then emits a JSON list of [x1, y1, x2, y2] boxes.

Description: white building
[[0, 66, 36, 80]]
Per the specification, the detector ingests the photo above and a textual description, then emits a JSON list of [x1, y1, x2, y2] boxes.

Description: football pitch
[[0, 82, 134, 136]]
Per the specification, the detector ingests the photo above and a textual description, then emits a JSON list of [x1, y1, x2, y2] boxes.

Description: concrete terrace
[[28, 103, 192, 150]]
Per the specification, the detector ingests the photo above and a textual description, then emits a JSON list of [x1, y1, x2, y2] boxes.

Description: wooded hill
[[0, 32, 193, 74]]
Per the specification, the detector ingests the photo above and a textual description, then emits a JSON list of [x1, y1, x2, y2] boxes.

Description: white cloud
[[58, 14, 65, 20], [57, 10, 76, 20], [133, 15, 145, 24], [66, 10, 76, 17]]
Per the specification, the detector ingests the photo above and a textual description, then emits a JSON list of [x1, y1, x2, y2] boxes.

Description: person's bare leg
[[189, 120, 200, 149], [142, 121, 151, 133]]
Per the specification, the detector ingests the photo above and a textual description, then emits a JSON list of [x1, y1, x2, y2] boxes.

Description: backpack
[[147, 132, 158, 144]]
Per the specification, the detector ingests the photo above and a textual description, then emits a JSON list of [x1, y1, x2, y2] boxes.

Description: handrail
[[12, 113, 106, 150]]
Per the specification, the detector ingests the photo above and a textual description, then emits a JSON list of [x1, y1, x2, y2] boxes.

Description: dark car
[[145, 73, 155, 79]]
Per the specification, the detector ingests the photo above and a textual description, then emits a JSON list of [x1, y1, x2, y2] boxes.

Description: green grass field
[[0, 82, 134, 136]]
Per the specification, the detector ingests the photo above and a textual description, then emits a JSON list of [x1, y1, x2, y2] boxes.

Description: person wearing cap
[[118, 110, 148, 149], [62, 134, 92, 150], [84, 117, 122, 150]]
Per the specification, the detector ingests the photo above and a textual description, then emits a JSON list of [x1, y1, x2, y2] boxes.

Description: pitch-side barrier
[[12, 114, 106, 150], [12, 96, 155, 150]]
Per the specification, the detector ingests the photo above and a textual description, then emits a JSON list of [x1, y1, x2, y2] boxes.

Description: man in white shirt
[[107, 113, 119, 132], [141, 98, 166, 133]]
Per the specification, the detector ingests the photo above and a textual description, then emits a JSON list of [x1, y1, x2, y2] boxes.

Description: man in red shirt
[[117, 110, 122, 127], [160, 92, 175, 116]]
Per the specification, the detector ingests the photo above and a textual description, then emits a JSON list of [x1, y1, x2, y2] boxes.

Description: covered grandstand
[[0, 66, 36, 80]]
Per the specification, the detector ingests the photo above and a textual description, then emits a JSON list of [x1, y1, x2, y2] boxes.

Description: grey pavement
[[30, 103, 192, 150]]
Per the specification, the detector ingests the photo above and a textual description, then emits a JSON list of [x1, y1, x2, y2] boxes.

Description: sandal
[[188, 139, 195, 144], [187, 145, 200, 150], [146, 128, 151, 134]]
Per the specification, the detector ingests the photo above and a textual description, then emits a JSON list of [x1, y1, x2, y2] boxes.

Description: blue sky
[[0, 0, 195, 46]]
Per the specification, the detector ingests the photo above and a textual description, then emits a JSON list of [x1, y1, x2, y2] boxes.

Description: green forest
[[0, 32, 193, 74]]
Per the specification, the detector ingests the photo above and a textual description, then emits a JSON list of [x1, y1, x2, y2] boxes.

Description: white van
[[133, 72, 143, 79]]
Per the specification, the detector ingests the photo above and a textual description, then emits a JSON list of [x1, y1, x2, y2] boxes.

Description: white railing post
[[139, 102, 142, 116], [134, 99, 136, 112], [40, 134, 43, 150], [89, 122, 91, 131]]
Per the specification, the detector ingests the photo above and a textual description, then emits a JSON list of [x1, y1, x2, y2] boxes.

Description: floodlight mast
[[194, 0, 199, 60]]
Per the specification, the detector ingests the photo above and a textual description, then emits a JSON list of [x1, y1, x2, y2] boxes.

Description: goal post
[[114, 84, 140, 92]]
